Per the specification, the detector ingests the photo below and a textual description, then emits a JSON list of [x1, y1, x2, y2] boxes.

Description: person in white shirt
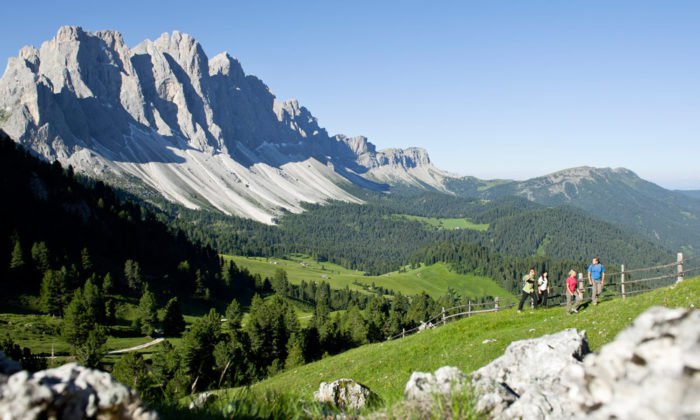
[[537, 271, 549, 307]]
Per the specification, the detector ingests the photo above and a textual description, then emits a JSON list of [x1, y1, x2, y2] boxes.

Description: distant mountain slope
[[0, 26, 447, 223], [448, 167, 700, 255], [676, 190, 700, 200]]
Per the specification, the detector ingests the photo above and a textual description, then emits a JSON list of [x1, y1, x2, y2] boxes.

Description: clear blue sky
[[2, 1, 699, 189]]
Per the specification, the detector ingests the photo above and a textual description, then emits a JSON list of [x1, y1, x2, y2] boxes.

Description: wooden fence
[[388, 252, 699, 341]]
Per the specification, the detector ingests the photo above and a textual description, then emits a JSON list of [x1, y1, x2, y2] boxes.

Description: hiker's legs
[[592, 282, 602, 304], [566, 292, 572, 313], [591, 282, 598, 305], [518, 291, 529, 311]]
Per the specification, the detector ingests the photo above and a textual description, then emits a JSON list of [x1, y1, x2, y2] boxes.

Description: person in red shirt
[[566, 269, 582, 314]]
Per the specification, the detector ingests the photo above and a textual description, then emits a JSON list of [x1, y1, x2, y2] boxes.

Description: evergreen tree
[[83, 278, 105, 323], [162, 297, 186, 337], [245, 294, 298, 376], [213, 332, 250, 387], [284, 333, 305, 369], [272, 268, 288, 296], [75, 325, 107, 368], [30, 241, 50, 272], [123, 259, 143, 293], [181, 308, 222, 391], [62, 288, 93, 347], [152, 340, 189, 402], [9, 239, 24, 270], [39, 269, 65, 316], [137, 285, 158, 336], [102, 272, 114, 294], [111, 352, 157, 404], [225, 298, 243, 331], [80, 247, 93, 273]]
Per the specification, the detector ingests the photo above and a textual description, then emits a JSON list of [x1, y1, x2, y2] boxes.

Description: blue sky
[[2, 1, 699, 188]]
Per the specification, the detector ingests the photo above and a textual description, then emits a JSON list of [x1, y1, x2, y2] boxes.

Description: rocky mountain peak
[[209, 52, 245, 79], [0, 26, 447, 222]]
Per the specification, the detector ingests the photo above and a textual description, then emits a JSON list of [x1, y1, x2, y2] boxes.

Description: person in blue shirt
[[587, 257, 605, 305]]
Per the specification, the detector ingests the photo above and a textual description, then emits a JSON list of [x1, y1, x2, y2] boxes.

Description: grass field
[[225, 277, 699, 406], [393, 214, 490, 232], [227, 254, 512, 302]]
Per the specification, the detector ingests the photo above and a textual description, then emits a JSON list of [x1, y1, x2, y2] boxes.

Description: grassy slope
[[241, 277, 699, 405], [227, 254, 512, 301], [394, 215, 490, 232]]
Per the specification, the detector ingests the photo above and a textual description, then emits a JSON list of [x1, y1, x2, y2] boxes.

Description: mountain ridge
[[0, 26, 446, 223], [1, 26, 697, 254]]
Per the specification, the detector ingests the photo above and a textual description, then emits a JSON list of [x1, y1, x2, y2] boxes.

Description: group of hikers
[[517, 257, 606, 314]]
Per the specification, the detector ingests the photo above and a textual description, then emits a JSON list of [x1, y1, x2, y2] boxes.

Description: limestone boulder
[[471, 328, 590, 419], [573, 307, 700, 419], [0, 360, 157, 420], [314, 378, 380, 411]]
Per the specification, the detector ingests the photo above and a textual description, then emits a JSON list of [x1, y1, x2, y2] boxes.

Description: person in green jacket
[[517, 267, 538, 313]]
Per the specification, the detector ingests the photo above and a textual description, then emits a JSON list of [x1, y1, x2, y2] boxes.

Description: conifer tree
[[124, 259, 143, 293], [162, 297, 185, 337], [225, 298, 243, 331], [40, 269, 65, 316], [9, 239, 24, 270], [62, 289, 90, 346], [75, 325, 107, 368], [30, 241, 50, 272], [182, 308, 222, 391], [137, 285, 158, 336]]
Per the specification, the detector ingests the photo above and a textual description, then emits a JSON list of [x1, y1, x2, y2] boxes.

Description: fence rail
[[387, 252, 698, 341]]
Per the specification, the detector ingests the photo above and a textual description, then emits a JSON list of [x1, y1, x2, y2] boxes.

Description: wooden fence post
[[495, 297, 499, 312], [442, 307, 446, 325], [468, 300, 471, 317], [677, 253, 684, 283], [621, 264, 626, 299], [402, 328, 405, 339], [578, 272, 584, 298]]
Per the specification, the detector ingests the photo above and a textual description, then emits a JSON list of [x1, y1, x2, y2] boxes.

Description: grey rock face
[[573, 307, 700, 419], [0, 360, 157, 420], [404, 366, 469, 402], [314, 378, 380, 411], [471, 329, 590, 419], [0, 26, 447, 223], [471, 307, 700, 419]]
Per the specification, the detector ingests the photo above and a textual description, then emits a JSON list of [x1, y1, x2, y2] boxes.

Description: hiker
[[537, 271, 549, 307], [517, 267, 538, 313], [566, 269, 582, 314], [587, 257, 606, 305]]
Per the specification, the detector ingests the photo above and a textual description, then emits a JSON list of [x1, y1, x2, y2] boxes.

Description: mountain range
[[1, 26, 698, 254]]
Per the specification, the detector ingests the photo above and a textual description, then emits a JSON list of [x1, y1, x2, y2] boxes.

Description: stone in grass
[[0, 360, 157, 420], [188, 392, 217, 410], [314, 378, 381, 411], [471, 328, 590, 419], [404, 366, 469, 402], [572, 307, 700, 419]]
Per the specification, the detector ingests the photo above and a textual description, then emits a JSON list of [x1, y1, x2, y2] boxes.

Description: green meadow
[[221, 277, 699, 406], [227, 254, 512, 301], [393, 214, 490, 231]]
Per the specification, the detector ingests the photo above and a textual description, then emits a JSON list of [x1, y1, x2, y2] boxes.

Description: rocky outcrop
[[314, 378, 380, 411], [570, 307, 700, 419], [404, 366, 468, 402], [0, 359, 157, 420], [472, 329, 590, 419], [470, 307, 700, 419]]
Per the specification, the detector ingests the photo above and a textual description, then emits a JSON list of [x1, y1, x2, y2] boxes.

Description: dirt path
[[107, 338, 165, 355]]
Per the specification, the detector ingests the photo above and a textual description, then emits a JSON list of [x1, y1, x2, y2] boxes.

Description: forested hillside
[[158, 194, 672, 278], [0, 132, 254, 303]]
